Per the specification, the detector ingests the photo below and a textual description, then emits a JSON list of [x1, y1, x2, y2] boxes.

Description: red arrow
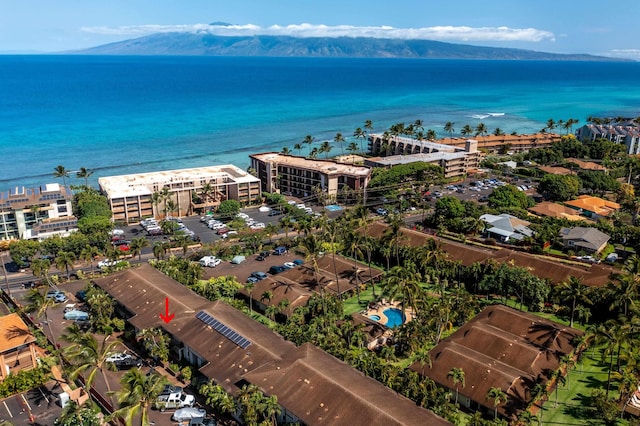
[[159, 297, 175, 324]]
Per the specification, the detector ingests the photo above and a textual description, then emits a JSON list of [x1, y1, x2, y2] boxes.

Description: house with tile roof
[[0, 313, 39, 380], [564, 195, 620, 219], [528, 201, 587, 221], [479, 213, 533, 242], [409, 305, 583, 420], [560, 226, 611, 254]]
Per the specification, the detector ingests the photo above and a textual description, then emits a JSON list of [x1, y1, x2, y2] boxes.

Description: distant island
[[75, 33, 623, 61]]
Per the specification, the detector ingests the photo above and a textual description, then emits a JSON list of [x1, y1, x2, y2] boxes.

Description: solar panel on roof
[[195, 310, 251, 349]]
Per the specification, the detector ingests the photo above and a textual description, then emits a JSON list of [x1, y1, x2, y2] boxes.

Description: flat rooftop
[[367, 151, 468, 166], [98, 164, 260, 198], [251, 152, 371, 176]]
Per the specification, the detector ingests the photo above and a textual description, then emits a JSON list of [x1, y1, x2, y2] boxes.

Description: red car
[[216, 228, 229, 235], [118, 244, 130, 251]]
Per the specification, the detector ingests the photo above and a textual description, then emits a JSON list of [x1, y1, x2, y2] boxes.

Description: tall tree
[[320, 141, 332, 159], [129, 237, 150, 262], [53, 165, 70, 189], [109, 368, 168, 426], [353, 127, 366, 153], [559, 276, 592, 327], [293, 143, 303, 155], [64, 333, 119, 394], [76, 167, 94, 188], [486, 387, 507, 419], [444, 121, 455, 138], [447, 367, 465, 405], [334, 132, 346, 156], [55, 251, 76, 280]]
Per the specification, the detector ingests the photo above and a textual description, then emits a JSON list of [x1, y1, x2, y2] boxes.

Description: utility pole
[[1, 251, 11, 298]]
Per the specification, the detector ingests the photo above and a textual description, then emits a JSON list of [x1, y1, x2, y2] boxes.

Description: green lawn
[[537, 349, 617, 425], [342, 283, 384, 316]]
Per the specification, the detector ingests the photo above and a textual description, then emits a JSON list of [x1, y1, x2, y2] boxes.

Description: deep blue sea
[[1, 55, 639, 189]]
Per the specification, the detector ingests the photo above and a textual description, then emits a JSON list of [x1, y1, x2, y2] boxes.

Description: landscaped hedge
[[0, 367, 51, 398]]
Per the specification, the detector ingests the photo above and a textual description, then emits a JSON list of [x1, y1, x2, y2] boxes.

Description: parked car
[[216, 228, 229, 235], [257, 251, 270, 261], [268, 209, 282, 216], [199, 256, 221, 268], [63, 310, 89, 321], [246, 276, 259, 284], [221, 231, 238, 239], [112, 356, 143, 370], [273, 246, 287, 255], [269, 265, 286, 275], [293, 259, 304, 266], [97, 259, 119, 269], [283, 262, 296, 269], [172, 408, 207, 422], [375, 207, 388, 216], [231, 255, 246, 264], [46, 290, 67, 303], [250, 271, 268, 281], [147, 227, 162, 236]]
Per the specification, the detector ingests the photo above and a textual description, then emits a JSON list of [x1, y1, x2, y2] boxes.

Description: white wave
[[488, 112, 505, 116], [470, 114, 490, 119]]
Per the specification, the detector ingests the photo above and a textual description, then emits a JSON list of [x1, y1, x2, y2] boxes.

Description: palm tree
[[129, 237, 150, 262], [55, 251, 76, 280], [65, 333, 119, 394], [293, 143, 303, 155], [353, 127, 366, 153], [320, 140, 332, 159], [426, 129, 437, 141], [245, 280, 255, 314], [24, 288, 58, 348], [461, 124, 473, 137], [334, 132, 346, 156], [200, 383, 237, 417], [447, 367, 465, 405], [486, 387, 507, 419], [281, 146, 291, 155], [309, 147, 319, 159], [346, 141, 359, 156], [382, 263, 422, 321], [475, 122, 488, 137], [53, 165, 70, 189], [109, 368, 169, 426], [559, 276, 592, 327], [444, 121, 455, 138], [199, 182, 214, 211], [31, 258, 52, 286], [79, 245, 99, 275], [303, 134, 315, 150], [546, 118, 557, 133], [493, 127, 505, 136], [76, 167, 94, 188]]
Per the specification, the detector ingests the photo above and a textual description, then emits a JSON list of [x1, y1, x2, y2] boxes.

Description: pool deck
[[364, 300, 414, 327]]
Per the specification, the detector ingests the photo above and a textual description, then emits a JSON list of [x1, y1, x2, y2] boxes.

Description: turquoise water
[[325, 205, 343, 211], [369, 315, 381, 321], [1, 56, 639, 189], [383, 308, 405, 328]]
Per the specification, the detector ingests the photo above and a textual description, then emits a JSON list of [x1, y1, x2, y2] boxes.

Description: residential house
[[565, 158, 607, 172], [479, 213, 533, 242], [576, 123, 640, 155], [564, 195, 620, 220], [410, 305, 583, 420], [528, 201, 586, 222], [0, 313, 39, 380], [560, 227, 611, 254], [537, 165, 572, 175]]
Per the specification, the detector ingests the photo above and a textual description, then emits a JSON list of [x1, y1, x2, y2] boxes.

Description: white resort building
[[99, 165, 261, 223], [0, 183, 76, 241]]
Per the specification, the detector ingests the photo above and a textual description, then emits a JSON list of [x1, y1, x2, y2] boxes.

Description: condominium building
[[365, 138, 481, 178], [0, 183, 75, 241], [575, 123, 640, 154], [98, 165, 261, 223], [368, 132, 560, 155], [249, 153, 372, 198]]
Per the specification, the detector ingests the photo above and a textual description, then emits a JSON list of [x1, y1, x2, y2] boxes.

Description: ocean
[[1, 55, 639, 189]]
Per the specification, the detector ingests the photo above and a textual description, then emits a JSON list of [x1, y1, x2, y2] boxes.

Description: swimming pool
[[383, 308, 405, 328], [369, 315, 381, 321], [325, 205, 343, 211]]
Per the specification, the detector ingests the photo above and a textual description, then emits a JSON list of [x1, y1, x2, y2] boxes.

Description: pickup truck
[[154, 390, 195, 411]]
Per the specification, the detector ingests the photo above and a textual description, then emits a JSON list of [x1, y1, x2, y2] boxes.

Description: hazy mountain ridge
[[76, 33, 621, 61]]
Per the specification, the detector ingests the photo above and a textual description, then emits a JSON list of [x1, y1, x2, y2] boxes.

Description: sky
[[1, 0, 639, 59]]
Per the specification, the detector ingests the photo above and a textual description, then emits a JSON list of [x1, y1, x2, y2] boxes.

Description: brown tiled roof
[[410, 305, 582, 419], [277, 255, 384, 295], [181, 301, 296, 395], [529, 201, 587, 221], [245, 343, 450, 426], [367, 222, 614, 286], [0, 313, 36, 352], [92, 264, 210, 334], [238, 277, 312, 315], [537, 165, 571, 175], [565, 158, 607, 171]]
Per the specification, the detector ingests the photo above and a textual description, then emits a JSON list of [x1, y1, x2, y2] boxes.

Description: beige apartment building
[[99, 165, 261, 223], [250, 153, 372, 198]]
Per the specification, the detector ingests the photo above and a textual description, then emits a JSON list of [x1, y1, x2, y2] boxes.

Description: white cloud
[[81, 23, 555, 43], [605, 49, 640, 60]]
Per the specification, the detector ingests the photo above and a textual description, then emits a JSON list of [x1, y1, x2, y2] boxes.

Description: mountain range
[[76, 32, 621, 61]]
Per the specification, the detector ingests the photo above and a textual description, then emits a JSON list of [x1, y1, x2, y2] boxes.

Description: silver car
[[172, 407, 207, 421]]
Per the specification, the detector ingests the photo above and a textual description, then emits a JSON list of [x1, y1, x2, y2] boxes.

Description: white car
[[283, 262, 296, 269], [250, 223, 265, 230], [209, 223, 226, 230], [97, 259, 119, 269], [172, 407, 207, 422], [221, 231, 238, 239], [105, 352, 132, 363], [236, 212, 249, 219], [199, 256, 221, 267]]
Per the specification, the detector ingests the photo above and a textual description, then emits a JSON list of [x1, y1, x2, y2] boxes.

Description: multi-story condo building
[[365, 139, 481, 178], [575, 123, 640, 154], [249, 153, 372, 198], [369, 132, 560, 155], [99, 165, 261, 223], [0, 183, 75, 241]]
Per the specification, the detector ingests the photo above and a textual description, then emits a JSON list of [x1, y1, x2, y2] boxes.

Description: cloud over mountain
[[81, 22, 555, 43]]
